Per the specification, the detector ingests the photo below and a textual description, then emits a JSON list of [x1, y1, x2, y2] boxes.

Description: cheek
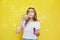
[[31, 13, 34, 17]]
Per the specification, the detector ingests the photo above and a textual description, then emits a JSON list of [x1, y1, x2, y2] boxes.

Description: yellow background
[[0, 0, 60, 40]]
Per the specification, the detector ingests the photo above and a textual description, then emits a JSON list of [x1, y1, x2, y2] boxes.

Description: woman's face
[[28, 9, 35, 18]]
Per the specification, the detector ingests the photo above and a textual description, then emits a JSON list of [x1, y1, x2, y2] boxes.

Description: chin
[[28, 16, 33, 18]]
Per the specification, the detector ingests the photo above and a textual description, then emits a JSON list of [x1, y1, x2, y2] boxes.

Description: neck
[[29, 18, 34, 22]]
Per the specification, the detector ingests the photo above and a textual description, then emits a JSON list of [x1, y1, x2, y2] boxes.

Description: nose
[[29, 12, 31, 14]]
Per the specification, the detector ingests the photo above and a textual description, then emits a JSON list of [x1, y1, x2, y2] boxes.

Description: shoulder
[[34, 21, 40, 26], [35, 21, 40, 24], [34, 21, 40, 29]]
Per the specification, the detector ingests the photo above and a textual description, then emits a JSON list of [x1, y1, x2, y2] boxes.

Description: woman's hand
[[35, 29, 40, 36], [22, 14, 28, 21]]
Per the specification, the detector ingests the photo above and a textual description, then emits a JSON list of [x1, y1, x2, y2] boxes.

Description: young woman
[[16, 7, 40, 40]]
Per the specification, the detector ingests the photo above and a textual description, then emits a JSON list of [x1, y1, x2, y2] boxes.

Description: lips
[[29, 15, 32, 17]]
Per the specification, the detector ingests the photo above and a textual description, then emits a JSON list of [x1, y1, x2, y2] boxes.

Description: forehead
[[28, 9, 34, 11]]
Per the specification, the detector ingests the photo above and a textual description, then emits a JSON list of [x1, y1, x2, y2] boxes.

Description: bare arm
[[16, 14, 28, 34], [16, 21, 26, 34], [16, 22, 23, 34]]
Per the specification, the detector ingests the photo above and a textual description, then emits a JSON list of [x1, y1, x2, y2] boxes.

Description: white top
[[22, 21, 40, 39]]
